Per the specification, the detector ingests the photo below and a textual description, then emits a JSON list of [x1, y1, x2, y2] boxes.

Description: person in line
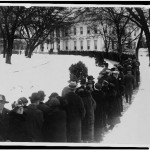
[[0, 94, 10, 141], [124, 70, 135, 104], [91, 83, 105, 142], [43, 95, 67, 142], [64, 81, 85, 143], [25, 92, 44, 142], [8, 99, 31, 142]]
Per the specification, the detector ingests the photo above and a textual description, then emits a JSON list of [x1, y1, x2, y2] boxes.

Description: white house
[[34, 22, 105, 53]]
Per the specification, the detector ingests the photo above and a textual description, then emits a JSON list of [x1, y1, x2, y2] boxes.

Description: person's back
[[0, 108, 10, 141], [62, 86, 71, 97], [25, 104, 44, 142], [8, 109, 31, 142], [124, 73, 135, 89], [65, 91, 85, 142], [80, 89, 95, 142], [43, 106, 67, 142]]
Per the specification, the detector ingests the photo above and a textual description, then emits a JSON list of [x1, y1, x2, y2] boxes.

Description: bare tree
[[0, 6, 26, 64], [126, 7, 150, 65]]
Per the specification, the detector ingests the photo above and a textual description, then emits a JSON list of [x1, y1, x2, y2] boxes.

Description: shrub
[[69, 61, 88, 82]]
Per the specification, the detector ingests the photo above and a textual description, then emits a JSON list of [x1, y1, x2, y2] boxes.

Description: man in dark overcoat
[[106, 71, 121, 129], [124, 70, 135, 104], [63, 81, 85, 143], [0, 94, 10, 141], [25, 92, 44, 142], [37, 90, 49, 119], [91, 83, 105, 142]]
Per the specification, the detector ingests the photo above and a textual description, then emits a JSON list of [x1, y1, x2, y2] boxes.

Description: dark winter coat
[[37, 102, 49, 119], [8, 110, 31, 142], [0, 108, 10, 141], [79, 90, 96, 142], [43, 106, 67, 142], [124, 73, 135, 94], [106, 76, 121, 118], [64, 92, 85, 142], [24, 104, 44, 142], [91, 90, 105, 128]]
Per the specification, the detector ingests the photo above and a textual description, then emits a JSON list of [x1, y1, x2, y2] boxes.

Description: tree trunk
[[28, 50, 32, 58], [25, 48, 29, 57], [5, 52, 11, 64], [3, 39, 7, 58], [135, 29, 143, 60], [144, 30, 150, 66], [5, 38, 13, 64]]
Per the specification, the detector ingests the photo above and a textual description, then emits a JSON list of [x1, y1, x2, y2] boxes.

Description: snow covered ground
[[1, 50, 149, 146], [101, 48, 150, 146], [0, 53, 114, 110]]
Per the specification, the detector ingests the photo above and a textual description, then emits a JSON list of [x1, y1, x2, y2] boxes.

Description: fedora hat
[[68, 81, 77, 90], [0, 95, 9, 104], [29, 92, 41, 103]]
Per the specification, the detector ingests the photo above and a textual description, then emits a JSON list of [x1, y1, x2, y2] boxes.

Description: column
[[53, 29, 57, 53]]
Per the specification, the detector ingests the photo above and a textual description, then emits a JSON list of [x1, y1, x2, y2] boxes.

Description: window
[[74, 41, 77, 50], [80, 27, 83, 34], [94, 40, 97, 50], [80, 40, 83, 50], [87, 26, 90, 34], [87, 40, 90, 50], [74, 27, 76, 35], [66, 41, 68, 50], [94, 26, 97, 34], [65, 29, 68, 36]]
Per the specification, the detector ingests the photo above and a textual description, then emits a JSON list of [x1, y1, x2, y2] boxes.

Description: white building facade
[[34, 22, 105, 53]]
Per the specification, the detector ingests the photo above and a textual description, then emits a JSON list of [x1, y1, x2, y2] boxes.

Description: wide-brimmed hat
[[87, 75, 95, 80], [29, 92, 41, 103], [68, 81, 77, 90], [0, 94, 9, 104]]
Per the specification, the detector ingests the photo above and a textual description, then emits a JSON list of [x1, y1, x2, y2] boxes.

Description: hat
[[49, 92, 59, 99], [68, 81, 77, 90], [95, 83, 101, 90], [0, 95, 9, 104], [38, 90, 46, 97], [87, 75, 95, 80], [18, 97, 28, 104], [29, 92, 41, 103], [80, 78, 86, 84], [48, 97, 60, 108], [112, 71, 119, 74]]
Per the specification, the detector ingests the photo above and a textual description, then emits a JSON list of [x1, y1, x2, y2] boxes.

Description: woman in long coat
[[43, 96, 67, 142], [8, 101, 31, 142]]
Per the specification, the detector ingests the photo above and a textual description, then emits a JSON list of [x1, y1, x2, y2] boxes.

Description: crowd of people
[[0, 57, 140, 143]]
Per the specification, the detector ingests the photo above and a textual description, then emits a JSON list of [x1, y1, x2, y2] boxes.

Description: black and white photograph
[[0, 2, 149, 147]]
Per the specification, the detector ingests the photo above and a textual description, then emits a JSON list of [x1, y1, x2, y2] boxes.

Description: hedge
[[58, 50, 135, 66]]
